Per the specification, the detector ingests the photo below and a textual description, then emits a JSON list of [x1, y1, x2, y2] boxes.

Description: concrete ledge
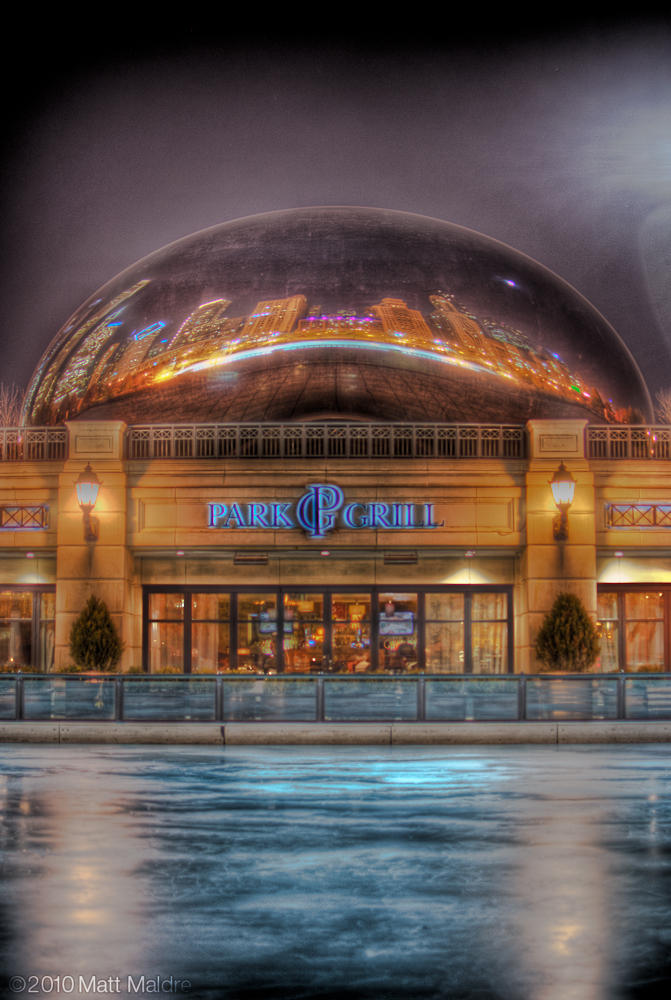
[[224, 723, 392, 745], [58, 723, 225, 744], [0, 723, 60, 743], [1, 721, 671, 745], [558, 721, 671, 743], [391, 722, 558, 744]]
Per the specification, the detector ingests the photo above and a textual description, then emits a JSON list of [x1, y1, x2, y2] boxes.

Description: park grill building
[[2, 208, 670, 682]]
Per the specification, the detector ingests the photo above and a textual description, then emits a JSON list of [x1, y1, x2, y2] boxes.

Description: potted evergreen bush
[[534, 592, 600, 673], [68, 595, 122, 672]]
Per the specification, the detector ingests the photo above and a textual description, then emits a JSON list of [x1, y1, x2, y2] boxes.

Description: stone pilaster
[[519, 420, 596, 672], [54, 422, 135, 671]]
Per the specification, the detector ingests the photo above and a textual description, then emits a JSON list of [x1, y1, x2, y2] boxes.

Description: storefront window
[[238, 594, 278, 673], [284, 593, 324, 673], [379, 593, 418, 672], [596, 592, 619, 672], [625, 592, 664, 673], [193, 594, 230, 620], [596, 588, 671, 673], [149, 593, 184, 673], [425, 593, 464, 674], [149, 623, 183, 673], [192, 594, 230, 674], [39, 591, 56, 673], [143, 587, 514, 674], [472, 593, 508, 674], [0, 590, 55, 672], [149, 594, 184, 620], [332, 593, 371, 672], [0, 591, 32, 670]]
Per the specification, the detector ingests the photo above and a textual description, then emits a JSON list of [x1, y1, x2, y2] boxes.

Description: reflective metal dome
[[23, 207, 652, 426]]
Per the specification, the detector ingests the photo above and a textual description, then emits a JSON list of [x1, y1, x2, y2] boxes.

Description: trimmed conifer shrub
[[534, 592, 600, 672], [68, 595, 122, 672]]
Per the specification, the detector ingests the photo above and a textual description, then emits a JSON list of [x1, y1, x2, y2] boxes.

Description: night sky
[[1, 20, 670, 407]]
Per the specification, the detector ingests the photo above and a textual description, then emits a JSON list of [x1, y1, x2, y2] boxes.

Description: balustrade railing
[[6, 424, 671, 464], [0, 428, 67, 461], [587, 425, 671, 460], [127, 422, 526, 461], [2, 673, 670, 723], [6, 425, 671, 463]]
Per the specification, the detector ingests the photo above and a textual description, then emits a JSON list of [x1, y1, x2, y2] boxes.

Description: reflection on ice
[[508, 814, 611, 1000], [0, 757, 151, 984], [0, 745, 670, 999]]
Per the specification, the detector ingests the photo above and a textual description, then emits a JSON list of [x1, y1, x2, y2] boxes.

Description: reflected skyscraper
[[21, 208, 651, 427]]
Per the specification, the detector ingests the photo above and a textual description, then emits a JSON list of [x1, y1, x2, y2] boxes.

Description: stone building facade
[[2, 417, 670, 676]]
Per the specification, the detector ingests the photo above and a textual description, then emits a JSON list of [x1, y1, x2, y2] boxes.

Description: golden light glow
[[31, 289, 619, 425], [75, 464, 101, 510]]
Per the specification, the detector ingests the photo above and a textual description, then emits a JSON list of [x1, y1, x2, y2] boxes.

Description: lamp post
[[550, 462, 577, 542], [75, 464, 102, 542]]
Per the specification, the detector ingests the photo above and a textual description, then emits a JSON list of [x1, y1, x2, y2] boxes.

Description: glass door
[[148, 593, 185, 673], [425, 593, 465, 672], [378, 592, 419, 672], [191, 593, 231, 673], [237, 593, 279, 673], [283, 592, 326, 672], [332, 593, 372, 672], [471, 592, 508, 674]]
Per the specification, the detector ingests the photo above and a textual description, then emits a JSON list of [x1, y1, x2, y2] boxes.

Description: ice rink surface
[[0, 744, 669, 999]]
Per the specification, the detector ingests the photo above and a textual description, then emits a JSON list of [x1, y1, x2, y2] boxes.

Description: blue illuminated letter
[[296, 484, 345, 538], [223, 503, 247, 528], [271, 503, 294, 528], [250, 504, 270, 528], [370, 503, 392, 529], [208, 503, 226, 527], [425, 504, 444, 528], [342, 502, 369, 528]]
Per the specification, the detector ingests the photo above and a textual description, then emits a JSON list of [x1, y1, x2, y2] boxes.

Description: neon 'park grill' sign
[[207, 484, 444, 540]]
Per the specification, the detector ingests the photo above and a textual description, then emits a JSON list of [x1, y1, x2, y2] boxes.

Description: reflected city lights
[[28, 291, 621, 425], [20, 209, 651, 427]]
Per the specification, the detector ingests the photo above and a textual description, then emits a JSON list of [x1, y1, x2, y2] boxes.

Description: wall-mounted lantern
[[550, 462, 577, 541], [75, 463, 102, 542]]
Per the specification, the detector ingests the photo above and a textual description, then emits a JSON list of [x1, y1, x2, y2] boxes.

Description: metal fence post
[[316, 676, 325, 722], [216, 676, 223, 722], [417, 677, 426, 722], [15, 676, 24, 720], [115, 676, 124, 722], [518, 674, 526, 721], [617, 672, 626, 720]]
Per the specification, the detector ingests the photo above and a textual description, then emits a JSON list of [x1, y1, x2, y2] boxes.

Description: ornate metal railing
[[587, 425, 671, 460], [606, 503, 671, 528], [5, 424, 671, 463], [127, 423, 526, 461], [0, 428, 68, 461]]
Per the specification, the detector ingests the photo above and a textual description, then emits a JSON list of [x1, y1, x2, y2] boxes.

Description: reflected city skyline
[[26, 289, 630, 427], [21, 209, 653, 426]]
